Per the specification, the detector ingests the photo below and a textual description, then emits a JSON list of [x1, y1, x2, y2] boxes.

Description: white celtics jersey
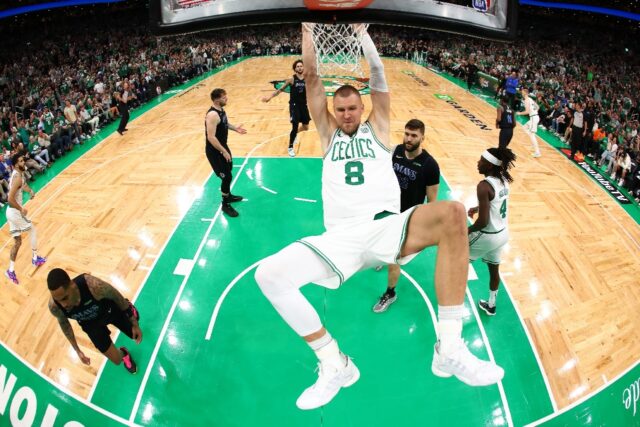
[[9, 170, 24, 209], [483, 176, 509, 233], [525, 96, 539, 116], [322, 121, 400, 229]]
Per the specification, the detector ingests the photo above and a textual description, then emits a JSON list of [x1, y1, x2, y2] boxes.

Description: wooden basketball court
[[1, 56, 638, 423]]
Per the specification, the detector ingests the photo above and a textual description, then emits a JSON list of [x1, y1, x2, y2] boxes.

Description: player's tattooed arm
[[48, 299, 80, 351], [86, 274, 130, 312], [86, 274, 140, 327]]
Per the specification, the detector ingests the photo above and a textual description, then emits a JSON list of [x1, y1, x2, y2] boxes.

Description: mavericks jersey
[[54, 274, 116, 326], [483, 176, 509, 233], [290, 75, 306, 106], [322, 122, 400, 229], [392, 145, 440, 212], [499, 105, 515, 129], [205, 106, 229, 149]]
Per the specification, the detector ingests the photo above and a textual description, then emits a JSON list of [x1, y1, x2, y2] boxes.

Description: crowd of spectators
[[0, 4, 638, 206], [369, 21, 640, 201]]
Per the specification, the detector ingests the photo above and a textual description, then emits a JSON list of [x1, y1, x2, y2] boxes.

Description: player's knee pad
[[255, 256, 295, 298]]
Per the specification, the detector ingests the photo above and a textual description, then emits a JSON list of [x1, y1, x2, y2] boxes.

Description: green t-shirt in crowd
[[17, 127, 30, 144], [28, 140, 41, 153], [42, 111, 55, 134]]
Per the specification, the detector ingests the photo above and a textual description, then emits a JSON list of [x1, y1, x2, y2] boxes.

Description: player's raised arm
[[302, 23, 336, 152], [360, 26, 390, 144], [262, 78, 292, 103]]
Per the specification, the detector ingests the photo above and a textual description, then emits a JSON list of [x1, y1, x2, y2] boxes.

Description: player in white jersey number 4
[[255, 24, 504, 410], [467, 147, 517, 316]]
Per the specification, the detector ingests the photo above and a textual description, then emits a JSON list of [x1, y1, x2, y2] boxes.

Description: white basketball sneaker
[[296, 355, 360, 410], [288, 147, 296, 157], [431, 341, 504, 386]]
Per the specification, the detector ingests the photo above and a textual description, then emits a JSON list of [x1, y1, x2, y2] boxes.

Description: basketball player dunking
[[262, 59, 311, 157], [255, 24, 504, 410]]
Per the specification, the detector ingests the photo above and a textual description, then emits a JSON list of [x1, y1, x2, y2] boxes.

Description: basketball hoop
[[306, 23, 370, 77]]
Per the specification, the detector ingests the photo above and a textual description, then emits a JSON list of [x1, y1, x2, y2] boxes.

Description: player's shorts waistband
[[480, 228, 505, 234]]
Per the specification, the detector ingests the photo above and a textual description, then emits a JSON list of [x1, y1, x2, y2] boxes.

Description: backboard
[[150, 0, 518, 40]]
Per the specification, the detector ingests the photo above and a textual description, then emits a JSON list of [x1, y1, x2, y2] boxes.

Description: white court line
[[202, 256, 510, 421], [400, 270, 438, 328], [173, 258, 195, 276], [86, 116, 292, 401], [87, 184, 206, 401], [127, 131, 290, 422], [0, 129, 202, 254], [439, 173, 558, 412], [467, 263, 478, 281], [525, 360, 640, 427], [481, 145, 640, 413], [56, 131, 205, 402], [0, 115, 295, 253], [196, 161, 507, 424], [259, 185, 278, 194], [0, 339, 140, 427], [293, 197, 317, 203], [465, 288, 514, 427], [403, 271, 511, 426], [202, 267, 438, 341], [419, 60, 639, 253], [205, 261, 262, 340]]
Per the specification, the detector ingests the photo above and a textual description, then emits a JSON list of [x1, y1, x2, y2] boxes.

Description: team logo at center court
[[270, 75, 370, 96]]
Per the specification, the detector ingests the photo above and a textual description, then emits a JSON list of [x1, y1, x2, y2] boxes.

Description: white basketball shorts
[[298, 206, 419, 289], [469, 229, 509, 265], [6, 207, 32, 237]]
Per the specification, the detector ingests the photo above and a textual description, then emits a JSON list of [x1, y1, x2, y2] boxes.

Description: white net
[[308, 23, 370, 77]]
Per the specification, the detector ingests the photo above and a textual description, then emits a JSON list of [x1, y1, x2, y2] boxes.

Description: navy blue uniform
[[289, 75, 310, 125], [205, 106, 233, 193], [392, 145, 440, 212], [498, 105, 515, 148], [54, 274, 133, 353]]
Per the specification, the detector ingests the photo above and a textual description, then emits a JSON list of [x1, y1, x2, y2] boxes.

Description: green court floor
[[89, 158, 552, 426], [1, 56, 637, 426]]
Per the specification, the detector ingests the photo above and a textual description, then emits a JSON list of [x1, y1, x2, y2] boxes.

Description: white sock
[[32, 249, 38, 260], [437, 304, 465, 355], [30, 227, 38, 256], [9, 261, 14, 272], [310, 333, 345, 368], [308, 331, 332, 351], [488, 290, 498, 307]]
